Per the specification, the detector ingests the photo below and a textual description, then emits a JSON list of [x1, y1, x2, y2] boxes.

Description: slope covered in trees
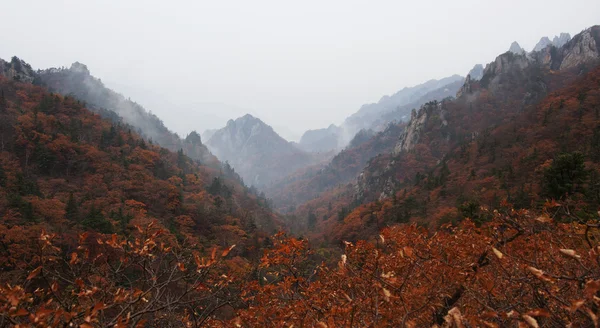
[[314, 43, 600, 243], [265, 122, 404, 213], [0, 72, 281, 269], [34, 61, 219, 166]]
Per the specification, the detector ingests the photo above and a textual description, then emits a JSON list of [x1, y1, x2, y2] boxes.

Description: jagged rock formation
[[0, 56, 37, 83], [206, 114, 319, 187], [393, 101, 446, 155], [456, 75, 473, 98], [559, 28, 599, 69], [533, 33, 572, 52], [468, 64, 484, 80], [533, 37, 553, 52], [298, 124, 341, 152], [553, 33, 572, 48], [341, 75, 463, 144], [509, 41, 525, 54]]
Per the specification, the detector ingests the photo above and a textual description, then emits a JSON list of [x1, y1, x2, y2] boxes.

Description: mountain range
[[204, 114, 331, 187], [3, 20, 600, 327]]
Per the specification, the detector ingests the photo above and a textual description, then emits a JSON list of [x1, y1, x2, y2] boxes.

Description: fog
[[1, 0, 599, 141]]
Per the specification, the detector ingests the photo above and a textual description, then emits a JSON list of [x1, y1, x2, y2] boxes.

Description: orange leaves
[[26, 266, 42, 280], [584, 280, 600, 299], [221, 244, 236, 258], [527, 266, 554, 283], [69, 252, 78, 265]]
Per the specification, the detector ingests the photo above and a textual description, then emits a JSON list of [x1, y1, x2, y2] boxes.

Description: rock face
[[509, 41, 525, 54], [559, 27, 600, 69], [0, 56, 37, 83], [206, 114, 315, 186], [532, 33, 572, 52], [533, 37, 553, 52], [468, 64, 484, 81], [553, 33, 572, 48], [456, 75, 473, 98], [393, 101, 446, 155], [298, 124, 341, 152], [341, 75, 463, 145]]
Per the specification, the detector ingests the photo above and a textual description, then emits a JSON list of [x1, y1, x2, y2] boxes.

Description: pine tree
[[65, 193, 78, 221]]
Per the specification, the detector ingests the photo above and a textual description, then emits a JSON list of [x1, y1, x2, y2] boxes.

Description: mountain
[[35, 62, 218, 166], [533, 36, 552, 52], [265, 122, 405, 215], [509, 41, 525, 54], [205, 114, 324, 187], [298, 124, 341, 152], [553, 32, 572, 48], [0, 56, 37, 83], [468, 64, 484, 80], [341, 74, 464, 140], [317, 25, 600, 241], [373, 79, 464, 130], [533, 33, 572, 51]]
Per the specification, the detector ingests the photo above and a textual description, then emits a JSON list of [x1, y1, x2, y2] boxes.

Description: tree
[[307, 211, 317, 229], [65, 192, 78, 221], [82, 205, 113, 233], [543, 152, 589, 199]]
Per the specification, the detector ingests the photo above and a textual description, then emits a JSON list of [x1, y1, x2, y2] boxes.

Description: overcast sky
[[1, 0, 599, 141]]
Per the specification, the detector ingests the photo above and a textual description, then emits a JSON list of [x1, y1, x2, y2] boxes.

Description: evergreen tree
[[65, 193, 78, 221], [543, 152, 589, 199], [82, 205, 113, 233]]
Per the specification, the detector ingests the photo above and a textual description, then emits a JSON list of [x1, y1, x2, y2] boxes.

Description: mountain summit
[[206, 114, 319, 186], [508, 41, 525, 54]]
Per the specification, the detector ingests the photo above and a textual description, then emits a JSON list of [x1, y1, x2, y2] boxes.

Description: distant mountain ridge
[[298, 74, 465, 154], [206, 114, 328, 187]]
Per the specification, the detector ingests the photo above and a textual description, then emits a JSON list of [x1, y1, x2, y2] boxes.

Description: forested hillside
[[0, 74, 285, 325]]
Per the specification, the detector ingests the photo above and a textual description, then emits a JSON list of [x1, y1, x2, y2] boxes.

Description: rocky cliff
[[0, 56, 37, 83]]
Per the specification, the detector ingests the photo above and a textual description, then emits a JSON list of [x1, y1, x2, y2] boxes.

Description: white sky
[[1, 0, 599, 141]]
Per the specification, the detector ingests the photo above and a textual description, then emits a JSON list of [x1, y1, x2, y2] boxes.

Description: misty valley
[[1, 3, 600, 327]]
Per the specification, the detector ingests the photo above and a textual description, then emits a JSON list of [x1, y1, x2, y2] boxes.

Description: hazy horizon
[[1, 0, 599, 141]]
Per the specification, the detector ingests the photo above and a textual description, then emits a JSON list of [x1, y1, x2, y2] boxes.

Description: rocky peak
[[509, 41, 525, 54], [0, 56, 37, 84], [558, 26, 600, 70], [393, 101, 446, 155], [456, 74, 473, 98], [468, 64, 484, 81], [552, 33, 572, 48], [533, 37, 552, 52], [185, 131, 202, 145]]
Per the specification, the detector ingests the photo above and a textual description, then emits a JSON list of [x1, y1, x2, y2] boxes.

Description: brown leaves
[[559, 248, 581, 260], [585, 280, 600, 299], [527, 266, 553, 283]]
